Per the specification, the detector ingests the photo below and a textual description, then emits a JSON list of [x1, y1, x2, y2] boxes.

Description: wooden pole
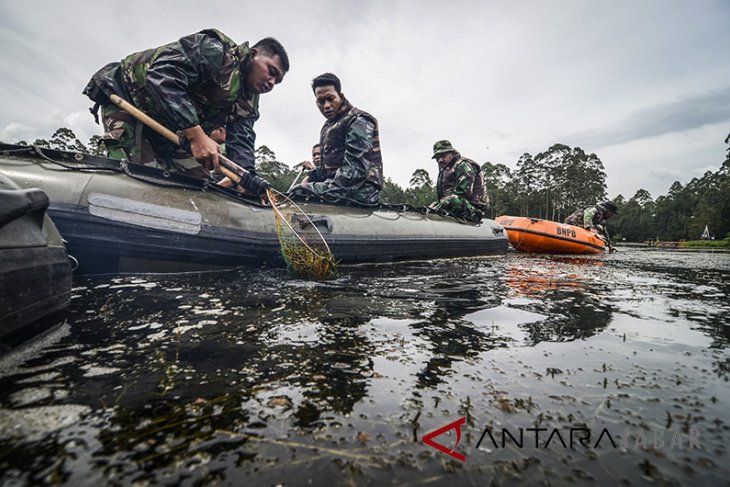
[[109, 94, 244, 184]]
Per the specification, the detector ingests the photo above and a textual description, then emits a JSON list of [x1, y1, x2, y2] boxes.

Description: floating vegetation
[[267, 188, 337, 280], [0, 251, 728, 484]]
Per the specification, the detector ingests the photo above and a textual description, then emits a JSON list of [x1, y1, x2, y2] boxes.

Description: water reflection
[[412, 308, 502, 388], [1, 251, 729, 485], [608, 250, 730, 348], [493, 256, 613, 345]]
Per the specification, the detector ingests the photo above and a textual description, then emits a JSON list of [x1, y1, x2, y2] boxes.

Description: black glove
[[239, 171, 271, 196]]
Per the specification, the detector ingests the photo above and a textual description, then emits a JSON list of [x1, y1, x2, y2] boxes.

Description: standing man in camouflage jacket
[[296, 73, 383, 205], [564, 201, 617, 238], [430, 140, 488, 222], [82, 29, 289, 195]]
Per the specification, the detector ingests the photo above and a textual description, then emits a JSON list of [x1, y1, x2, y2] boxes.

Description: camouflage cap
[[432, 140, 456, 159]]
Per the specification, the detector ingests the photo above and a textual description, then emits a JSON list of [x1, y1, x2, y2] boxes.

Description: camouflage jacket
[[436, 155, 487, 207], [564, 205, 609, 229], [83, 29, 260, 169], [309, 99, 383, 190]]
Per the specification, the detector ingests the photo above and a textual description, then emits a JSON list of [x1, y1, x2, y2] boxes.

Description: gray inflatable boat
[[0, 144, 508, 274], [0, 171, 72, 342]]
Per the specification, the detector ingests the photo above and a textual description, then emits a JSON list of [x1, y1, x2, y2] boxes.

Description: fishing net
[[267, 188, 337, 280]]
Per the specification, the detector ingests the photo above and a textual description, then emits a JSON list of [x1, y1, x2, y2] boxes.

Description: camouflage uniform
[[306, 98, 383, 204], [83, 29, 259, 177], [432, 141, 487, 222], [564, 203, 615, 235]]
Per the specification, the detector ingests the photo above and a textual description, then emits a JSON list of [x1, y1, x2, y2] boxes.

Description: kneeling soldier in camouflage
[[296, 73, 383, 205], [430, 140, 488, 222], [82, 29, 288, 197]]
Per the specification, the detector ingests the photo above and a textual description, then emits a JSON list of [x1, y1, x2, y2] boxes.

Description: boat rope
[[512, 218, 540, 251], [118, 160, 208, 190], [2, 143, 480, 223], [68, 254, 79, 271], [24, 145, 121, 172], [286, 188, 471, 222], [1, 143, 266, 206]]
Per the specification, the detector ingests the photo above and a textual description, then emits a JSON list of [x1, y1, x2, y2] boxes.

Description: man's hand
[[181, 125, 221, 172], [232, 185, 269, 205], [295, 160, 315, 170], [216, 176, 234, 188]]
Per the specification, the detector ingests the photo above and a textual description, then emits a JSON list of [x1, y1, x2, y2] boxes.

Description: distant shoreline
[[616, 241, 730, 253]]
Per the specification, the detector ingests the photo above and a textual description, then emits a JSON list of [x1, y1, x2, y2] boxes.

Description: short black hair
[[312, 72, 341, 94], [253, 37, 290, 72], [312, 143, 321, 149]]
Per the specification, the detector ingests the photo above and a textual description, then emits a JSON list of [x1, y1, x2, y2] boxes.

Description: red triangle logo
[[422, 416, 467, 463]]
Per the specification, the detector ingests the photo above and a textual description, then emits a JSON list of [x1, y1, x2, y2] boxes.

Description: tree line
[[13, 129, 730, 242]]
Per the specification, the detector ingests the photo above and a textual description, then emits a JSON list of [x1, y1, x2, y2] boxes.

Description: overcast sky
[[1, 0, 728, 200]]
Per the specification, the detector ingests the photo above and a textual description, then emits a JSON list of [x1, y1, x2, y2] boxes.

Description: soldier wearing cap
[[429, 140, 488, 222], [564, 201, 618, 237]]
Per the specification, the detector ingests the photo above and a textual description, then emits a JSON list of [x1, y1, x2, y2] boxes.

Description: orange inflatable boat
[[495, 216, 607, 254]]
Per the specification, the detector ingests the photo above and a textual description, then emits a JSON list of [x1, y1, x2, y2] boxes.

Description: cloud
[[1, 0, 729, 197], [563, 88, 730, 150], [600, 122, 728, 198], [0, 122, 33, 143]]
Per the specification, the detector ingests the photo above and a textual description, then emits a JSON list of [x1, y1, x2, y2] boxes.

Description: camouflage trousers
[[563, 211, 585, 227], [100, 103, 210, 179], [434, 195, 484, 222], [305, 181, 381, 205]]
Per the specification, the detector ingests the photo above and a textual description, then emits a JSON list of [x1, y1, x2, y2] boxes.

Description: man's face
[[435, 152, 456, 167], [246, 49, 286, 95], [314, 85, 344, 120], [312, 146, 322, 165]]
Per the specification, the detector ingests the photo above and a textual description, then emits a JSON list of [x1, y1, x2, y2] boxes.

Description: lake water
[[1, 249, 729, 486]]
